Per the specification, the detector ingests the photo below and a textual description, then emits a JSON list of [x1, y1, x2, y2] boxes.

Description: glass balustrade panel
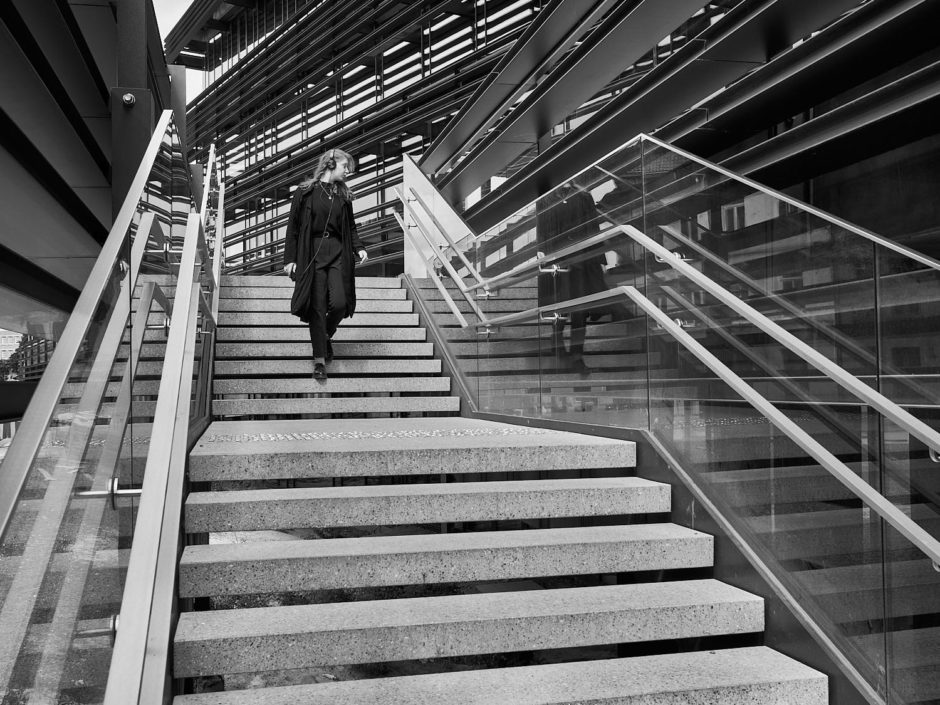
[[644, 298, 890, 700], [882, 523, 940, 705], [475, 311, 543, 418], [535, 298, 649, 429], [0, 119, 191, 705]]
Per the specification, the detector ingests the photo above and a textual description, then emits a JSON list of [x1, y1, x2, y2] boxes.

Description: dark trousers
[[307, 236, 346, 360]]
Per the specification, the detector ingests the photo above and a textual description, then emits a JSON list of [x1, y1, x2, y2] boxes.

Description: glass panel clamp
[[74, 477, 142, 510]]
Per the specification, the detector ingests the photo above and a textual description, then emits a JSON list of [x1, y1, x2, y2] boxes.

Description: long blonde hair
[[300, 148, 356, 200]]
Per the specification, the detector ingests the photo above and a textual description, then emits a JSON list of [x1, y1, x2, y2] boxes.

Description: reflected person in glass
[[535, 181, 606, 374], [283, 148, 368, 380]]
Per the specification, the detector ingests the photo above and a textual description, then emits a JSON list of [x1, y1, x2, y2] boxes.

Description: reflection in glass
[[0, 117, 197, 704], [406, 131, 940, 703]]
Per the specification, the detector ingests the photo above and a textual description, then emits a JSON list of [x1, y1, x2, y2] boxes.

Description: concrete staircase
[[168, 277, 827, 702], [214, 275, 460, 417]]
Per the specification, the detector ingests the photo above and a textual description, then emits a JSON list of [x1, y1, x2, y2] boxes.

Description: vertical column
[[111, 0, 155, 218], [169, 64, 188, 149]]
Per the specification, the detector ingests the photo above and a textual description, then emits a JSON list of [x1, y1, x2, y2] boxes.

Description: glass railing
[[402, 132, 940, 704], [0, 112, 221, 705], [102, 149, 223, 705]]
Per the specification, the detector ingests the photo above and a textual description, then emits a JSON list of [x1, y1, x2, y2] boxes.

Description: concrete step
[[469, 353, 647, 373], [422, 298, 529, 314], [171, 646, 826, 704], [854, 627, 940, 702], [218, 298, 412, 313], [221, 275, 402, 288], [412, 278, 536, 294], [215, 326, 424, 342], [213, 376, 451, 396], [1, 549, 128, 612], [476, 372, 647, 390], [124, 323, 423, 345], [54, 401, 156, 421], [475, 394, 646, 420], [136, 285, 402, 302], [456, 337, 636, 357], [214, 358, 442, 376], [432, 311, 643, 329], [794, 559, 940, 622], [221, 285, 407, 300], [213, 395, 460, 417], [441, 321, 640, 340], [61, 380, 160, 399], [173, 580, 763, 677], [115, 341, 202, 360], [215, 341, 433, 358], [188, 418, 636, 482], [708, 464, 856, 507], [415, 287, 538, 301], [185, 476, 669, 532], [747, 504, 940, 561], [178, 524, 712, 597], [217, 311, 418, 327]]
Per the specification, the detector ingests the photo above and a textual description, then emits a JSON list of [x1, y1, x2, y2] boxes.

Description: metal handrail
[[396, 187, 488, 323], [198, 143, 217, 225], [0, 109, 174, 542], [140, 282, 204, 703], [618, 222, 940, 459], [453, 131, 940, 297], [468, 204, 940, 459], [395, 212, 469, 327], [210, 182, 226, 321], [466, 223, 618, 293], [474, 284, 940, 568], [405, 187, 486, 286], [639, 132, 940, 274], [623, 284, 940, 570], [103, 212, 208, 704], [474, 288, 621, 329], [654, 221, 931, 405], [402, 152, 480, 241]]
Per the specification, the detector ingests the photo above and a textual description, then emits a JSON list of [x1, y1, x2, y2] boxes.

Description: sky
[[153, 0, 205, 101], [153, 0, 194, 42]]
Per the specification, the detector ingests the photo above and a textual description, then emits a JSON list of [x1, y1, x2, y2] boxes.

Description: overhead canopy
[[432, 0, 710, 204], [165, 0, 253, 68]]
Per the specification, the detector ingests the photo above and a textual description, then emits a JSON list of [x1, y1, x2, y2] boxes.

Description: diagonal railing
[[104, 145, 224, 705], [0, 111, 222, 704], [402, 129, 940, 705], [474, 285, 940, 570]]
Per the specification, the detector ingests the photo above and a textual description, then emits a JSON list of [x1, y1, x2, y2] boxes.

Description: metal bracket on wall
[[76, 614, 119, 645]]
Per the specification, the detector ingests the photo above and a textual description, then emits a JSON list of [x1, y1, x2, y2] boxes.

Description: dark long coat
[[535, 189, 606, 306], [283, 183, 364, 323]]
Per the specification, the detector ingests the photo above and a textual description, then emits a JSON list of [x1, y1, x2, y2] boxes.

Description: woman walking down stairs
[[170, 276, 827, 703]]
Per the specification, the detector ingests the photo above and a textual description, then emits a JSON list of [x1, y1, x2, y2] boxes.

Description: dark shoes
[[313, 362, 328, 380], [569, 355, 591, 376], [326, 339, 334, 364]]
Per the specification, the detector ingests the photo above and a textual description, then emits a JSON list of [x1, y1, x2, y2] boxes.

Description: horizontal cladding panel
[[664, 0, 940, 157], [440, 0, 709, 199], [187, 0, 523, 143], [0, 148, 99, 289], [188, 0, 454, 148], [12, 0, 109, 147], [0, 19, 109, 201], [222, 51, 502, 207], [463, 0, 865, 230]]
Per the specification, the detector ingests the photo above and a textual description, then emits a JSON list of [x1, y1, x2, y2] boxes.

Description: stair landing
[[189, 417, 637, 482]]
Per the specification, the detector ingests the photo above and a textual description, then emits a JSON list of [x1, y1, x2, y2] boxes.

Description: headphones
[[325, 148, 336, 171]]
